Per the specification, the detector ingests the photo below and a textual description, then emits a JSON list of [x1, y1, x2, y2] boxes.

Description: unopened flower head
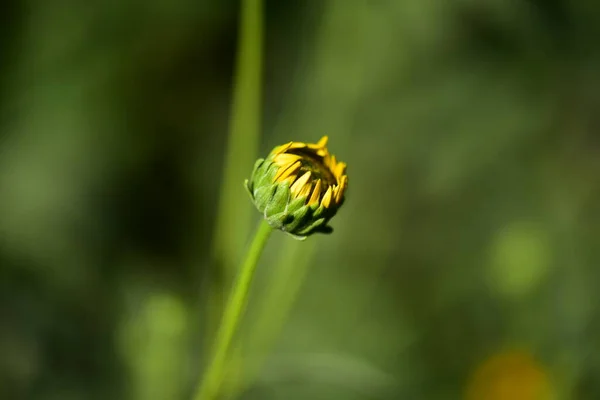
[[245, 136, 348, 239]]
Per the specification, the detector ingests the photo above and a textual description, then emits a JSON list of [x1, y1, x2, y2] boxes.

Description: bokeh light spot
[[487, 222, 551, 298]]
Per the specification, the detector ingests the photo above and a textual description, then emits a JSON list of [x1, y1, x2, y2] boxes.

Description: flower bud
[[244, 136, 348, 239]]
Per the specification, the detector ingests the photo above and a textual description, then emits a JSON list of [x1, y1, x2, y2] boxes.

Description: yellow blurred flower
[[465, 350, 554, 400]]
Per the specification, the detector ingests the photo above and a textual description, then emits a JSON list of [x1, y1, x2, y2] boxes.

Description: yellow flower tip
[[273, 153, 301, 167], [288, 142, 307, 150], [339, 174, 348, 190], [317, 135, 329, 147], [335, 161, 347, 179], [335, 177, 347, 203], [308, 179, 322, 206], [282, 174, 297, 185], [270, 137, 348, 208], [321, 186, 333, 208], [329, 154, 337, 168], [306, 137, 329, 155], [297, 181, 312, 198], [272, 142, 293, 155], [290, 171, 312, 195], [273, 160, 301, 182]]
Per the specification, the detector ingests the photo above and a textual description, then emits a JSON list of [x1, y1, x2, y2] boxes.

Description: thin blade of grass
[[205, 0, 264, 350]]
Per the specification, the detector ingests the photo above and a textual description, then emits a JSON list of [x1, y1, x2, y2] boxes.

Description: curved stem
[[194, 220, 273, 400], [224, 240, 315, 398]]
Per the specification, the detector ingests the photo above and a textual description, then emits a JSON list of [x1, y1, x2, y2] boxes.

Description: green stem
[[224, 240, 315, 398], [195, 220, 273, 400]]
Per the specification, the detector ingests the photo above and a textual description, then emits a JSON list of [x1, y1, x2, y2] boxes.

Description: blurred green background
[[1, 0, 600, 399]]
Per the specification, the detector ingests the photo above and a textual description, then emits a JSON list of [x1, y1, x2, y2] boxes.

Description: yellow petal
[[274, 160, 301, 182], [282, 173, 297, 184], [335, 162, 347, 178], [290, 171, 311, 195], [329, 154, 337, 166], [288, 141, 307, 150], [317, 136, 328, 148], [331, 184, 339, 202], [307, 136, 329, 153], [306, 136, 327, 147], [308, 179, 322, 205], [273, 153, 302, 166], [272, 142, 293, 155], [297, 182, 312, 199], [317, 149, 328, 157], [335, 176, 347, 203], [321, 186, 333, 208]]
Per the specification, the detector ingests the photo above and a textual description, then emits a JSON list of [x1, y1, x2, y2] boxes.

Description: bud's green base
[[245, 158, 341, 240]]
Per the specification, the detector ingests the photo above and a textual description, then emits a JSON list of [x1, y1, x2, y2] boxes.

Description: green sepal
[[265, 211, 290, 230], [264, 182, 291, 217], [311, 224, 334, 235], [283, 231, 308, 241], [247, 159, 265, 191], [253, 184, 277, 213], [282, 203, 311, 234], [243, 179, 253, 200], [255, 160, 277, 191], [287, 197, 307, 214], [312, 204, 326, 220], [296, 217, 326, 236]]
